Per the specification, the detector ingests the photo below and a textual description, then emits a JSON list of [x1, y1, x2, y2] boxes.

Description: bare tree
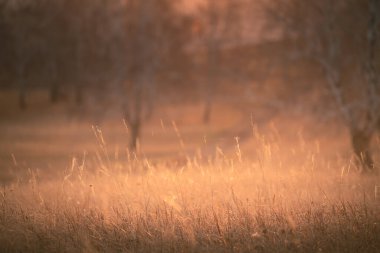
[[62, 0, 129, 121], [63, 0, 92, 107], [0, 1, 13, 89], [4, 0, 67, 108], [6, 1, 37, 110], [198, 0, 223, 124], [196, 0, 243, 124], [265, 0, 380, 172], [123, 0, 187, 151], [43, 0, 62, 104]]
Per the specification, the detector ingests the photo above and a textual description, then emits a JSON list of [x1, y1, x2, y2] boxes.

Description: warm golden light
[[0, 0, 379, 252]]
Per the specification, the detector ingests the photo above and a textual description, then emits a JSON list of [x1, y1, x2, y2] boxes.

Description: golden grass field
[[0, 90, 380, 252]]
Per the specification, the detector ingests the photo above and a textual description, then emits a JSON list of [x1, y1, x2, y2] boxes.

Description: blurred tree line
[[0, 0, 190, 109], [0, 0, 244, 150], [1, 0, 378, 171]]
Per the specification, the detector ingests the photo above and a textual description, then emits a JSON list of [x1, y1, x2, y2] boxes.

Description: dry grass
[[1, 89, 380, 252], [1, 130, 380, 253]]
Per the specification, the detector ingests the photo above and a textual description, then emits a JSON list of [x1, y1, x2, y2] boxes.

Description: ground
[[0, 86, 351, 183]]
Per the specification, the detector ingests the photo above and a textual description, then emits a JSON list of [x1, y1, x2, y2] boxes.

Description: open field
[[2, 159, 380, 253], [1, 0, 379, 251], [1, 89, 380, 253]]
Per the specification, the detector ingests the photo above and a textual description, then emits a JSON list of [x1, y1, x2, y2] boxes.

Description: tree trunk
[[203, 96, 212, 124], [125, 79, 144, 152], [75, 83, 83, 106], [50, 82, 59, 104], [350, 128, 375, 173], [19, 86, 26, 110], [49, 59, 60, 104], [50, 87, 59, 103], [18, 63, 26, 110], [129, 120, 140, 152], [203, 47, 217, 124], [365, 0, 380, 130], [144, 81, 155, 120]]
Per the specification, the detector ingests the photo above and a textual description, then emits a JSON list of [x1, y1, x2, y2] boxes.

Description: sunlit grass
[[1, 130, 379, 253]]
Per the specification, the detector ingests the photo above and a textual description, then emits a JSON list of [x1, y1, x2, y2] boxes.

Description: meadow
[[0, 90, 380, 253]]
